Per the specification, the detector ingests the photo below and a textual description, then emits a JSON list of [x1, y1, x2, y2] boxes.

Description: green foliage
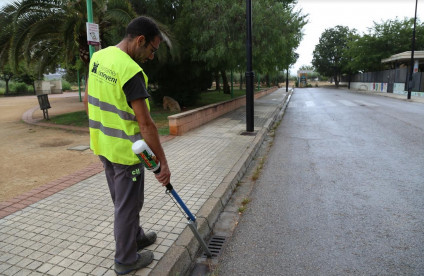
[[48, 111, 88, 127], [194, 89, 246, 107], [2, 0, 136, 76], [252, 0, 306, 74], [0, 80, 5, 95], [299, 65, 315, 71], [149, 0, 306, 104], [0, 0, 307, 104], [9, 82, 33, 95], [344, 18, 424, 73], [183, 0, 306, 75], [62, 80, 72, 91], [152, 58, 212, 107], [313, 18, 424, 78], [312, 25, 357, 86]]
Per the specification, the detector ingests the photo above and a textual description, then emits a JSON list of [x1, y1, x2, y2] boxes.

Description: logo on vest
[[91, 62, 117, 85], [92, 62, 99, 73]]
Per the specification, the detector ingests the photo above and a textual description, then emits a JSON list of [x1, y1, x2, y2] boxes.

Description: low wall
[[34, 80, 63, 95], [349, 82, 424, 97], [350, 82, 387, 92], [168, 87, 279, 136]]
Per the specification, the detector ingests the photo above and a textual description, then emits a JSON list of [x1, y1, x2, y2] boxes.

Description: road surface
[[217, 88, 424, 275]]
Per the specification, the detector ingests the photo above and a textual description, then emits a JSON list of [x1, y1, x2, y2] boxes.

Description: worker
[[84, 16, 171, 275]]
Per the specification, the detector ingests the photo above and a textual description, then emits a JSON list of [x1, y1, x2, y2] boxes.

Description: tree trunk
[[286, 69, 289, 92], [215, 71, 221, 91], [265, 74, 270, 87], [334, 74, 339, 87], [221, 70, 230, 94], [3, 73, 13, 95], [78, 34, 90, 66], [239, 72, 243, 90], [5, 79, 10, 95]]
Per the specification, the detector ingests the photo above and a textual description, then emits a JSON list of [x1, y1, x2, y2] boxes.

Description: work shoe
[[114, 251, 154, 275], [137, 232, 157, 251]]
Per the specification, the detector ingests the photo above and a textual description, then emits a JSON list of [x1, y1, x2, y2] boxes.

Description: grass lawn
[[48, 110, 177, 136], [47, 89, 251, 135], [193, 89, 246, 107]]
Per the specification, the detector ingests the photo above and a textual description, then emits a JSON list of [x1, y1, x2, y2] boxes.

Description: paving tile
[[46, 265, 65, 276], [36, 263, 53, 274], [0, 263, 12, 273], [26, 260, 43, 270], [79, 263, 96, 274], [2, 266, 22, 276]]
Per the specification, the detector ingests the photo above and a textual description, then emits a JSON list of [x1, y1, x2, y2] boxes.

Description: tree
[[0, 3, 18, 94], [0, 65, 13, 95], [180, 0, 306, 94], [180, 0, 245, 94], [252, 0, 306, 77], [3, 0, 136, 78], [312, 25, 357, 87], [299, 65, 314, 71], [344, 17, 424, 73]]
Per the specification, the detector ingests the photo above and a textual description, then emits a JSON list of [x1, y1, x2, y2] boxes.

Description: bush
[[62, 80, 72, 90], [153, 59, 212, 107], [10, 82, 29, 94]]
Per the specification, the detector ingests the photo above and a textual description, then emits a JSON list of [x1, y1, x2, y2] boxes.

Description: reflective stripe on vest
[[88, 95, 137, 122], [88, 94, 142, 142], [89, 119, 142, 142]]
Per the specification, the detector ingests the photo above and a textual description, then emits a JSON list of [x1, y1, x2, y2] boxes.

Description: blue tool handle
[[166, 184, 196, 222], [153, 168, 196, 222]]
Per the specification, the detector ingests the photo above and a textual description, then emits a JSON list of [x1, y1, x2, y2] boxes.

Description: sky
[[292, 0, 422, 75], [0, 0, 11, 7]]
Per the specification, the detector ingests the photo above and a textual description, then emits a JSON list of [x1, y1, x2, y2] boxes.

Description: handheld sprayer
[[132, 140, 212, 257]]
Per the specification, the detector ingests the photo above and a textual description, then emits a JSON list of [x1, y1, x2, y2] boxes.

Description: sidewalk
[[0, 88, 291, 276], [344, 87, 424, 103]]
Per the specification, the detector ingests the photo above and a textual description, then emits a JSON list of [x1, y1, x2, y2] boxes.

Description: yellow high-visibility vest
[[88, 46, 150, 165]]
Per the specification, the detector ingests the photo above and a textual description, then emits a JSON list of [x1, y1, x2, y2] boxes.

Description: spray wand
[[132, 140, 212, 257]]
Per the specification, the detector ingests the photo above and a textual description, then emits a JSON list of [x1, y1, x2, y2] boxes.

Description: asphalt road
[[216, 88, 424, 275]]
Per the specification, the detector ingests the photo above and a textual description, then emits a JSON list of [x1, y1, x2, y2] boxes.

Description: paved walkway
[[0, 89, 291, 276]]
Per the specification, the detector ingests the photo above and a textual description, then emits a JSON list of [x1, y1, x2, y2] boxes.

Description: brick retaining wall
[[168, 87, 278, 135]]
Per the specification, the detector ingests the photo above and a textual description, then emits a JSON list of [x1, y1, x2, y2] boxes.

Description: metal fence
[[345, 68, 424, 92]]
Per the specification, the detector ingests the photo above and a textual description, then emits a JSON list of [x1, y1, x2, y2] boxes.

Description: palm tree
[[0, 4, 19, 94], [6, 0, 136, 77]]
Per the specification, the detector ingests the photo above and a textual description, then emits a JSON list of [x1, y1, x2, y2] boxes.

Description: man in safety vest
[[84, 16, 171, 275]]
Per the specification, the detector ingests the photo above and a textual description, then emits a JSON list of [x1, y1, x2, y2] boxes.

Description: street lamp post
[[407, 0, 418, 100], [86, 0, 95, 59], [245, 0, 254, 132]]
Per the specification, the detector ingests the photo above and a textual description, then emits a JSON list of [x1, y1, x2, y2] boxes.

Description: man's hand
[[155, 162, 171, 186]]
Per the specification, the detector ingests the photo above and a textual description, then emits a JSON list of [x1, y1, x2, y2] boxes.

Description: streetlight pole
[[407, 0, 418, 100], [86, 0, 95, 59], [245, 0, 254, 132]]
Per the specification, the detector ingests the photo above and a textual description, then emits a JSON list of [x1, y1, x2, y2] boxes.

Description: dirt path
[[0, 93, 98, 202]]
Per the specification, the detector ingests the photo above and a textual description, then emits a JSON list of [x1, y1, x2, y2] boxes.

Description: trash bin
[[37, 94, 51, 120]]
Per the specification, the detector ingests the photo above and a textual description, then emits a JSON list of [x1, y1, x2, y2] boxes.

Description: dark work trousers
[[99, 156, 145, 265]]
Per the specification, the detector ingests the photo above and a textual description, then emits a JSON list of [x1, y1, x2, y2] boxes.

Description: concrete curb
[[150, 89, 293, 276]]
